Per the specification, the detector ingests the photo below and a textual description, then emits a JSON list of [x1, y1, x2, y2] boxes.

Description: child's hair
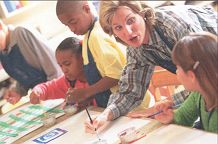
[[172, 32, 218, 108], [56, 1, 97, 17], [56, 37, 82, 56]]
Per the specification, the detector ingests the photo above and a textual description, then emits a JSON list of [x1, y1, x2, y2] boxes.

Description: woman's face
[[56, 50, 83, 81], [111, 6, 146, 48]]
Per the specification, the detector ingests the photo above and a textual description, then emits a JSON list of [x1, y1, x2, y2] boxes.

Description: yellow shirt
[[82, 21, 126, 93]]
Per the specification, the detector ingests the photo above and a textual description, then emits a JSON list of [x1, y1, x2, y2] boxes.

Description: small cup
[[64, 104, 78, 116], [42, 113, 56, 127]]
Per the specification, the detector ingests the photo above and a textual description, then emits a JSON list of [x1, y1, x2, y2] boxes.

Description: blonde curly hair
[[99, 1, 155, 40]]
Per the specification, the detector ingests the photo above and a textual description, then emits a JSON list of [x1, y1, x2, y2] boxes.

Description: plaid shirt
[[106, 5, 217, 120]]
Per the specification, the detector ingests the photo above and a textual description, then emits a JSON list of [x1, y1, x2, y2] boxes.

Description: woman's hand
[[127, 107, 157, 118], [84, 109, 112, 134], [84, 113, 109, 134]]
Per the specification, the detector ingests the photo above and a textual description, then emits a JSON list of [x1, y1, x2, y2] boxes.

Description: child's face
[[57, 8, 92, 35], [56, 50, 83, 81], [176, 65, 196, 91]]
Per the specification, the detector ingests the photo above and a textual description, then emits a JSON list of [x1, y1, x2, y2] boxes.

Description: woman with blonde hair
[[85, 1, 217, 133]]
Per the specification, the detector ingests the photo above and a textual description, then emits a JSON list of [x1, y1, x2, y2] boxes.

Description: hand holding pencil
[[84, 110, 109, 134], [127, 99, 177, 119], [153, 101, 180, 124], [154, 108, 174, 124], [85, 108, 101, 141]]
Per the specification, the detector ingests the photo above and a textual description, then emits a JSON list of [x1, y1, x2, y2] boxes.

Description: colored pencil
[[148, 104, 181, 118]]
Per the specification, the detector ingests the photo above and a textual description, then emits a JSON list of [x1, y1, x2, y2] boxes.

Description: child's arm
[[86, 76, 118, 97], [155, 92, 199, 126], [173, 92, 199, 127], [31, 75, 67, 102], [68, 77, 118, 103]]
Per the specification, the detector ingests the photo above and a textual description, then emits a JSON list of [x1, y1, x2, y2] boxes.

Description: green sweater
[[174, 92, 218, 133]]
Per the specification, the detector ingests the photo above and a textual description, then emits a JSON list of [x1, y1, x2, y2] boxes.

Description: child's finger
[[166, 109, 174, 116], [155, 109, 173, 124], [30, 96, 39, 104]]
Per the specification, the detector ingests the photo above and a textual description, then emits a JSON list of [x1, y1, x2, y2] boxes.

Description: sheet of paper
[[24, 109, 152, 144]]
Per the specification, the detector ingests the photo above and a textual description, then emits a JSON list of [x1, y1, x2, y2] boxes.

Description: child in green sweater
[[154, 32, 218, 133]]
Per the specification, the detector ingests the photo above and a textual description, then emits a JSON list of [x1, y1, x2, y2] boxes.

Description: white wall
[[2, 1, 71, 40]]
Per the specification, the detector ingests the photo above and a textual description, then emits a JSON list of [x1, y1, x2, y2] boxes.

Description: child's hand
[[67, 88, 88, 104], [154, 99, 174, 112], [128, 100, 173, 118], [155, 109, 174, 124], [4, 89, 21, 104], [150, 99, 174, 124], [29, 91, 40, 104]]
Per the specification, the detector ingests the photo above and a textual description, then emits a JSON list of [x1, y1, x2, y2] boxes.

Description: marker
[[148, 104, 181, 118], [85, 108, 101, 141]]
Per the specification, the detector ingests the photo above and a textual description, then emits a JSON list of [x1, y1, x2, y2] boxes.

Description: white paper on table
[[24, 109, 151, 144]]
